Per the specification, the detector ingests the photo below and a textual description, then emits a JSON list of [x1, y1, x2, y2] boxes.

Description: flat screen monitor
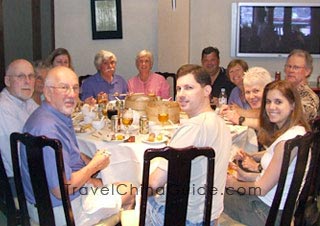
[[231, 2, 320, 58]]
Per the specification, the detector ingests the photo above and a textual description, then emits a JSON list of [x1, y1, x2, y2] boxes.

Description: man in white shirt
[[0, 59, 38, 193], [146, 64, 232, 226]]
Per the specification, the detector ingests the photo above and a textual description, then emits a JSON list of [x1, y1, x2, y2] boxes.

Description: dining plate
[[142, 136, 168, 144], [74, 123, 94, 134], [102, 133, 129, 143]]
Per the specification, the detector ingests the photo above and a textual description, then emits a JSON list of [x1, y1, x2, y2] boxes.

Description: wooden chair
[[156, 72, 176, 99], [0, 151, 28, 226], [293, 117, 320, 226], [78, 74, 91, 87], [139, 146, 215, 226], [265, 132, 314, 226], [79, 74, 91, 99], [10, 132, 75, 226]]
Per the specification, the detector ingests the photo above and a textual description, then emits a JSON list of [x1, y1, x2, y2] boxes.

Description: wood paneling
[[0, 0, 54, 91]]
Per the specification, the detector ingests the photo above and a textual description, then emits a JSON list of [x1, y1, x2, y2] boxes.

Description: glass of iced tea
[[122, 108, 133, 134], [97, 92, 108, 105], [158, 105, 169, 127]]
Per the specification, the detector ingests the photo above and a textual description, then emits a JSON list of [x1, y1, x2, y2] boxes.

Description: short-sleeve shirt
[[21, 102, 85, 207], [228, 86, 251, 109], [297, 84, 319, 121], [81, 72, 128, 101], [154, 111, 232, 223]]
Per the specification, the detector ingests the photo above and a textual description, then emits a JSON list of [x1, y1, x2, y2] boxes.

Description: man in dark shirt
[[201, 46, 235, 105]]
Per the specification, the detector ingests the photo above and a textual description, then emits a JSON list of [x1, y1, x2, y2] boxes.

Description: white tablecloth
[[76, 124, 257, 186], [77, 132, 166, 186]]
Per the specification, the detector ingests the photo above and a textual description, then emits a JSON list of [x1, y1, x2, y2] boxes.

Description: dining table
[[76, 119, 258, 187]]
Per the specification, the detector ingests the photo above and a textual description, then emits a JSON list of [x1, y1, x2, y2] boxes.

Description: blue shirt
[[228, 86, 251, 109], [21, 102, 85, 207], [81, 72, 128, 101]]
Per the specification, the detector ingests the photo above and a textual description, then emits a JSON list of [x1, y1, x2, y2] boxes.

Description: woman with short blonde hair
[[128, 50, 170, 99]]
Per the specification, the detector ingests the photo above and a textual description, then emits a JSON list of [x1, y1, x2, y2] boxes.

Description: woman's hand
[[233, 149, 249, 161], [219, 104, 230, 116], [223, 109, 240, 125], [242, 156, 260, 172], [226, 173, 238, 187]]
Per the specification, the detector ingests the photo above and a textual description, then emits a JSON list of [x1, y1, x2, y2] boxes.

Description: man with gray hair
[[284, 49, 319, 121], [21, 66, 134, 225], [81, 50, 128, 103], [0, 59, 38, 193]]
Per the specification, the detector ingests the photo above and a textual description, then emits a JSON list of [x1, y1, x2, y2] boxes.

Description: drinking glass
[[122, 108, 133, 134], [158, 105, 169, 127], [97, 92, 108, 105], [97, 92, 108, 118], [147, 88, 156, 97], [106, 104, 118, 120]]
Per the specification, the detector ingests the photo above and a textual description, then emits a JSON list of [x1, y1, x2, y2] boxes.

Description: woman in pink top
[[128, 50, 170, 99]]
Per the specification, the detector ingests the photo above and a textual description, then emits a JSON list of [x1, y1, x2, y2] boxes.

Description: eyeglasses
[[48, 85, 80, 94], [284, 64, 305, 71], [11, 74, 36, 81]]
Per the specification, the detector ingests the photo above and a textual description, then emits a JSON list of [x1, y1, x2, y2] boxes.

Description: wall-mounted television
[[231, 2, 320, 58]]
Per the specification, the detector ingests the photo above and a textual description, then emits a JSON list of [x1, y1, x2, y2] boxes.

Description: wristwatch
[[238, 116, 245, 125], [258, 163, 263, 173]]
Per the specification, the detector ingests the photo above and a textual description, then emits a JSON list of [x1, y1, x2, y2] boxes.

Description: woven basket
[[125, 94, 157, 112]]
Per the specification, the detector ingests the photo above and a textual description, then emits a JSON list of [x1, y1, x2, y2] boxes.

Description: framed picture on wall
[[90, 0, 122, 39]]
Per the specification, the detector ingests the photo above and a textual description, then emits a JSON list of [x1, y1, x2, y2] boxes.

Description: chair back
[[0, 151, 28, 226], [10, 132, 75, 226], [265, 132, 314, 226], [156, 72, 176, 99], [294, 118, 320, 225], [79, 74, 91, 99], [78, 74, 91, 87], [139, 146, 215, 226]]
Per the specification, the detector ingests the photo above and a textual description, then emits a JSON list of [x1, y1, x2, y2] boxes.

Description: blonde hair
[[243, 67, 272, 88], [135, 50, 154, 69]]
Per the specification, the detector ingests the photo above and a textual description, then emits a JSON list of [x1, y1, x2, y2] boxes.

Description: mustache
[[65, 99, 76, 104]]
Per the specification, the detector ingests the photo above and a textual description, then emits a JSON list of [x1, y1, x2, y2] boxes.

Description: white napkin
[[81, 184, 122, 217]]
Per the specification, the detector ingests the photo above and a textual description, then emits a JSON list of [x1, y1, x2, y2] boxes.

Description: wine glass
[[122, 108, 133, 134], [158, 105, 169, 127]]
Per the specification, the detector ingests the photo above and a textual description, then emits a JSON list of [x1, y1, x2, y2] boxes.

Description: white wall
[[54, 0, 158, 79], [55, 0, 320, 82]]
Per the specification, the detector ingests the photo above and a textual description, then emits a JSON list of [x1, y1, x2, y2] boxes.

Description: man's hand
[[88, 149, 110, 172]]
